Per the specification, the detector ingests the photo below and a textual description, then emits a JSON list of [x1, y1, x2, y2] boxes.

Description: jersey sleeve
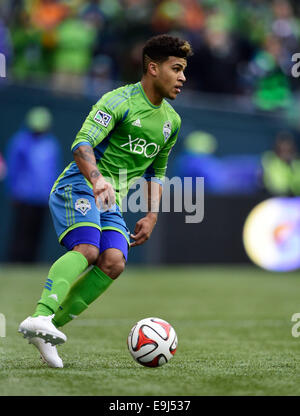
[[143, 116, 181, 185], [71, 92, 127, 152]]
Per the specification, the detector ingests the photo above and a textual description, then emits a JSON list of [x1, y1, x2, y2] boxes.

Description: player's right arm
[[73, 145, 115, 209], [71, 92, 125, 209]]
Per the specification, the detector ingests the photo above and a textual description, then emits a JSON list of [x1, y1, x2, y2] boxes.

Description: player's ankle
[[33, 304, 54, 317]]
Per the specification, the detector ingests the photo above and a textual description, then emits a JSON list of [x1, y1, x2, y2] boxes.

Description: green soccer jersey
[[52, 82, 181, 208]]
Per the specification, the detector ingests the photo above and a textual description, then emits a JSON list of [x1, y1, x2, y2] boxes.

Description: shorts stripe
[[63, 185, 75, 226], [63, 189, 70, 226], [69, 187, 75, 224]]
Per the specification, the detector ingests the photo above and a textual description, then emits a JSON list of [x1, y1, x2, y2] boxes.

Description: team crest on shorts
[[75, 198, 91, 216], [163, 121, 172, 142], [94, 110, 112, 127]]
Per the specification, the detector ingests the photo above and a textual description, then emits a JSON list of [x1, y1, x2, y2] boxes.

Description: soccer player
[[18, 34, 192, 368]]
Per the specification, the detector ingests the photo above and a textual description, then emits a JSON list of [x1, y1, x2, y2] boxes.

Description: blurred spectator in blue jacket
[[176, 130, 223, 193], [176, 129, 261, 195], [5, 106, 61, 263]]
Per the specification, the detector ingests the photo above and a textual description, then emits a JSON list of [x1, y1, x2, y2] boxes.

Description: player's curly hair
[[142, 34, 193, 74]]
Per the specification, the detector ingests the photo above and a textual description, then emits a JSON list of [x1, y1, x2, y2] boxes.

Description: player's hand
[[130, 214, 157, 247], [93, 176, 115, 210]]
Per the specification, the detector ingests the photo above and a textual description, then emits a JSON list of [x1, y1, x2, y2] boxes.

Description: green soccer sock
[[52, 266, 113, 328], [33, 251, 89, 317]]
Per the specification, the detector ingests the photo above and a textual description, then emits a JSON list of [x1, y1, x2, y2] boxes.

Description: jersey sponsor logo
[[163, 121, 172, 142], [75, 198, 92, 216], [132, 119, 142, 127], [121, 135, 160, 158], [94, 110, 112, 127]]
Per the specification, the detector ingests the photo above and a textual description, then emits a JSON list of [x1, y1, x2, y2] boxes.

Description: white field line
[[69, 318, 288, 327]]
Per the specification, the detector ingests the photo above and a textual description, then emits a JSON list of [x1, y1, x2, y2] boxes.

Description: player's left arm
[[130, 118, 181, 247], [130, 181, 162, 247]]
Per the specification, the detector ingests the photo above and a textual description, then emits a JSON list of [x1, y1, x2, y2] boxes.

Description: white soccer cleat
[[29, 337, 64, 368], [18, 315, 67, 346]]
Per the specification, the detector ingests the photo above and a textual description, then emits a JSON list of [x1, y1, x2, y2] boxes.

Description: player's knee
[[102, 258, 125, 279], [72, 244, 99, 266], [97, 249, 126, 279]]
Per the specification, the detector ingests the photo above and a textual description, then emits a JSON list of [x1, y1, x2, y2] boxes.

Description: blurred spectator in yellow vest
[[261, 132, 300, 196]]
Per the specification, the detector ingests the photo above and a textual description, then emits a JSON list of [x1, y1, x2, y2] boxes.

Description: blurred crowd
[[1, 0, 300, 110]]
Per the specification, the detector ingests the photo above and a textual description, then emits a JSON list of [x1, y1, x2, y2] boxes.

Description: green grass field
[[1, 264, 300, 396]]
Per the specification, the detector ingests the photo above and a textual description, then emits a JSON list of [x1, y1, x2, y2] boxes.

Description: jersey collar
[[137, 82, 162, 109]]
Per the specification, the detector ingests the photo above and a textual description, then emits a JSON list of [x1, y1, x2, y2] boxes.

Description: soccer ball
[[127, 317, 177, 367]]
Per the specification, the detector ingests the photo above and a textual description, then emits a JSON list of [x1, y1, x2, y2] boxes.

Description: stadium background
[[1, 0, 300, 266]]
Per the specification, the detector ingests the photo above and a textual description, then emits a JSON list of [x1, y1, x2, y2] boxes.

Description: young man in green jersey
[[18, 34, 193, 368]]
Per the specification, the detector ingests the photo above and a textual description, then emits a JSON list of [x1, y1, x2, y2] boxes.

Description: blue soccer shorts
[[49, 182, 130, 260]]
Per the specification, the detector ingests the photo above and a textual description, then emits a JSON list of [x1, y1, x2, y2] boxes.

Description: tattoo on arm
[[74, 146, 101, 181], [74, 146, 97, 167], [90, 170, 100, 179]]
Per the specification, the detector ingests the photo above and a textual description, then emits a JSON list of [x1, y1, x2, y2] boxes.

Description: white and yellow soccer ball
[[127, 317, 177, 367]]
